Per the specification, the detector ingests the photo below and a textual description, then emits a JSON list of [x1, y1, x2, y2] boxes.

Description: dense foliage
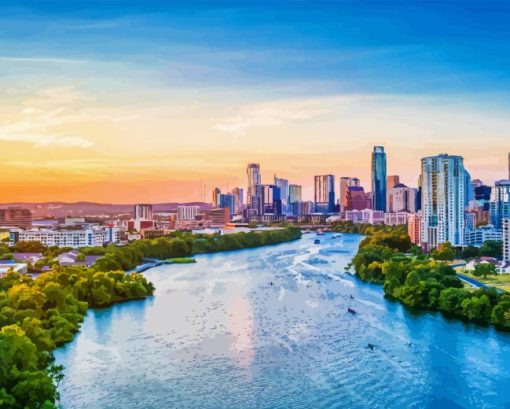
[[85, 227, 302, 272], [350, 227, 510, 330], [0, 267, 154, 408]]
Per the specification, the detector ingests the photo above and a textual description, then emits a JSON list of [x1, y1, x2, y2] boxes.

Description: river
[[54, 233, 510, 409]]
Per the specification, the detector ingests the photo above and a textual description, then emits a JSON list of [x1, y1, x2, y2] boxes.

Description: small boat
[[367, 343, 375, 350], [349, 295, 354, 300], [314, 239, 320, 244], [347, 307, 356, 315]]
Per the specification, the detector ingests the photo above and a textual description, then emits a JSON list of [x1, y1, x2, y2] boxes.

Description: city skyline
[[2, 1, 510, 203]]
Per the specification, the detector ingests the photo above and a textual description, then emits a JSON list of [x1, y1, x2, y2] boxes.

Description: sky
[[1, 0, 510, 203]]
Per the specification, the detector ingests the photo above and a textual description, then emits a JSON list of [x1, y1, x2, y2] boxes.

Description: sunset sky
[[1, 1, 510, 203]]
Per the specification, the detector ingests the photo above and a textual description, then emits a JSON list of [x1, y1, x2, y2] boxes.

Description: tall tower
[[246, 163, 261, 207], [371, 146, 387, 211], [420, 154, 466, 250], [314, 175, 335, 213]]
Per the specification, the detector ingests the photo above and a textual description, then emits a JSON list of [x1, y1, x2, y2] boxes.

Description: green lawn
[[463, 272, 510, 292]]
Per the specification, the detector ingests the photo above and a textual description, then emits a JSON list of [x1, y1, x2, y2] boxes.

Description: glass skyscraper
[[246, 163, 261, 207], [371, 146, 387, 211], [314, 175, 335, 213], [490, 180, 510, 229]]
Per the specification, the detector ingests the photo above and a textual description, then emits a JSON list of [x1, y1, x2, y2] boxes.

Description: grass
[[164, 257, 197, 264], [463, 272, 510, 292]]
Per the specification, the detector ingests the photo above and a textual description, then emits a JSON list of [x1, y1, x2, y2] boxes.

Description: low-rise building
[[384, 212, 408, 226], [408, 212, 423, 245], [0, 262, 27, 278], [465, 225, 503, 246]]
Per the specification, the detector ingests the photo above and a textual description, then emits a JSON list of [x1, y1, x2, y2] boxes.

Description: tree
[[431, 242, 456, 261], [473, 262, 497, 279], [13, 241, 46, 253], [461, 246, 480, 260], [480, 240, 503, 259]]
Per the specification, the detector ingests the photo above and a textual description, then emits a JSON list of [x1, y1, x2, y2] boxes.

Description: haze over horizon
[[1, 1, 510, 203]]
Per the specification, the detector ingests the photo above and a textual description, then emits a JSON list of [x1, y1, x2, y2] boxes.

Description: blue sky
[[1, 1, 510, 202]]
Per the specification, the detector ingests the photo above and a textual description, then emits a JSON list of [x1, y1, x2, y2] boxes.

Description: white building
[[387, 184, 417, 213], [11, 227, 120, 248], [344, 209, 384, 224], [421, 154, 467, 250], [503, 219, 510, 263], [177, 205, 201, 221], [384, 212, 408, 226], [465, 225, 502, 246]]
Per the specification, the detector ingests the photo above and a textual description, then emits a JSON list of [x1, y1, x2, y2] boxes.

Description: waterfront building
[[177, 205, 201, 221], [420, 154, 467, 250], [465, 225, 502, 247], [134, 204, 153, 221], [0, 207, 32, 229], [288, 184, 302, 205], [387, 175, 400, 190], [387, 183, 417, 213], [246, 163, 261, 207], [212, 188, 221, 207], [274, 175, 290, 214], [314, 175, 335, 213], [344, 209, 384, 224], [345, 186, 371, 211], [408, 212, 423, 245], [504, 219, 510, 263], [371, 146, 387, 211], [10, 227, 120, 249], [344, 210, 363, 223], [384, 212, 408, 226], [490, 180, 510, 229], [219, 194, 235, 217]]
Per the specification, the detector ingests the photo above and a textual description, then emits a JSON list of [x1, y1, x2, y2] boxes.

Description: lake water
[[54, 233, 510, 409]]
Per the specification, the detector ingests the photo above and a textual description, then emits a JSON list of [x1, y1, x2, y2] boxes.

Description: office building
[[314, 175, 335, 213], [474, 181, 492, 211], [288, 184, 302, 205], [387, 184, 417, 213], [219, 194, 235, 217], [293, 200, 314, 216], [503, 219, 510, 262], [246, 163, 261, 206], [134, 204, 153, 221], [408, 212, 423, 245], [0, 207, 32, 228], [387, 175, 400, 190], [384, 212, 408, 226], [177, 205, 201, 221], [339, 177, 360, 211], [274, 176, 290, 214], [420, 154, 467, 250], [231, 187, 244, 213], [490, 180, 510, 229], [208, 208, 230, 228], [465, 225, 502, 247], [212, 188, 221, 207], [371, 146, 387, 211], [345, 186, 371, 211], [253, 184, 281, 215]]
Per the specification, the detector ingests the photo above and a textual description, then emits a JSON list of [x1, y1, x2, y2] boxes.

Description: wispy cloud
[[0, 56, 87, 64], [215, 99, 332, 135]]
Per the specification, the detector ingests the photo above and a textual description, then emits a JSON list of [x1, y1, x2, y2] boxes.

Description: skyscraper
[[339, 177, 359, 212], [288, 184, 302, 204], [212, 187, 221, 207], [387, 175, 400, 190], [246, 163, 261, 207], [371, 146, 387, 211], [387, 184, 417, 213], [219, 194, 235, 217], [314, 175, 335, 213], [274, 175, 289, 214], [490, 180, 510, 229], [254, 184, 281, 215], [231, 187, 244, 213], [420, 154, 467, 250]]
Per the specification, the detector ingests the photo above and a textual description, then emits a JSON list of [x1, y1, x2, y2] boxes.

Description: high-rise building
[[134, 204, 153, 221], [387, 184, 417, 213], [490, 180, 510, 229], [503, 219, 510, 263], [177, 205, 201, 221], [408, 211, 423, 245], [0, 207, 32, 228], [231, 187, 244, 213], [420, 154, 467, 250], [314, 175, 335, 213], [508, 153, 510, 180], [219, 194, 235, 217], [288, 184, 302, 204], [246, 163, 261, 206], [371, 146, 387, 211], [345, 186, 371, 211], [212, 188, 221, 207], [274, 175, 289, 214], [387, 175, 400, 190], [474, 181, 492, 211], [339, 177, 360, 212], [253, 184, 281, 215]]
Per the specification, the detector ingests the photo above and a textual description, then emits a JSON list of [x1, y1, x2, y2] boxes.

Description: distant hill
[[0, 202, 211, 218]]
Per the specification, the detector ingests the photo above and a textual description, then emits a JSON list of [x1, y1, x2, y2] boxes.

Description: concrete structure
[[231, 187, 244, 214], [10, 227, 120, 248], [134, 204, 153, 221], [0, 207, 32, 228], [387, 175, 400, 190], [371, 146, 387, 211], [408, 211, 423, 245], [339, 177, 360, 212], [503, 219, 510, 263], [345, 186, 371, 211], [420, 154, 467, 250], [208, 208, 230, 228], [490, 180, 510, 229], [387, 183, 417, 213], [288, 184, 302, 205], [246, 163, 261, 207], [344, 209, 384, 224], [384, 212, 408, 226], [314, 175, 335, 213], [212, 188, 221, 207], [177, 205, 201, 221]]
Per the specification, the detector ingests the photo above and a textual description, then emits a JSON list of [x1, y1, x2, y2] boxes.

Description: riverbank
[[341, 224, 510, 331]]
